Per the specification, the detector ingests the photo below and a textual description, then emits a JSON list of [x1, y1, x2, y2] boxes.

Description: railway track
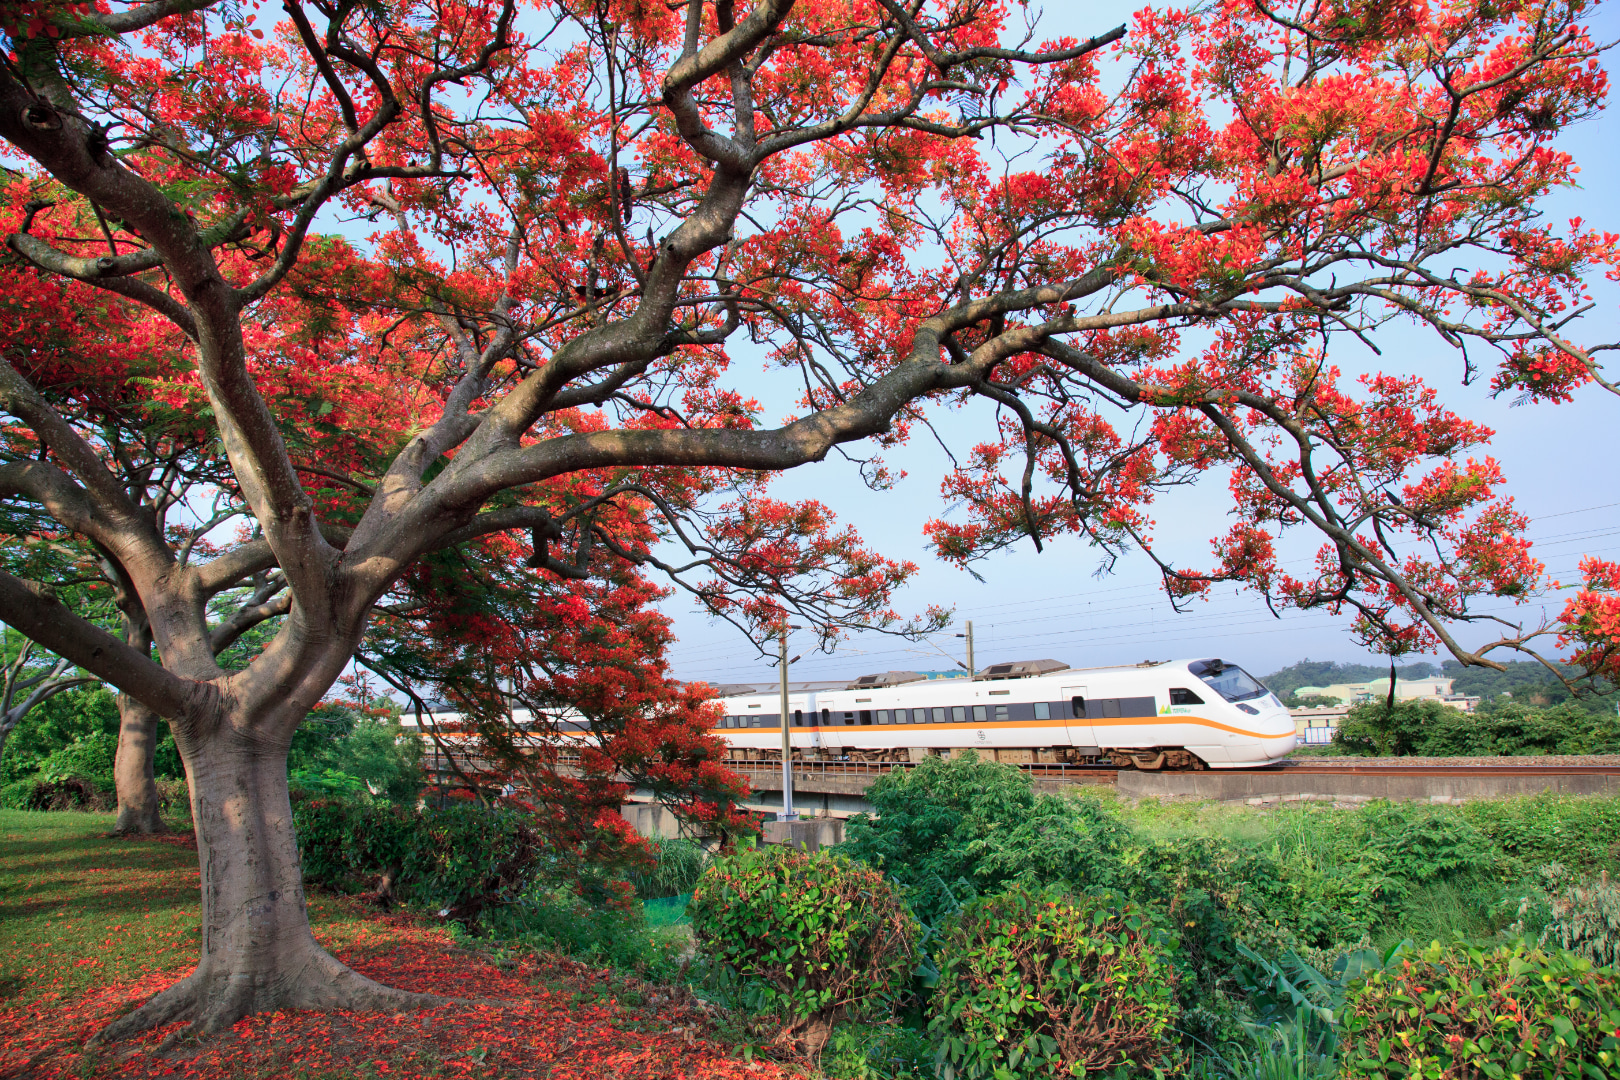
[[1266, 760, 1620, 777], [730, 757, 1620, 785]]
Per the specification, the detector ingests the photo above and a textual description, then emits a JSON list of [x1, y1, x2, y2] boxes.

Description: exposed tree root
[[91, 945, 443, 1046]]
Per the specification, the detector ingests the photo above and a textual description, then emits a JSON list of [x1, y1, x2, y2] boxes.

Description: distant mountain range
[[1260, 658, 1618, 715]]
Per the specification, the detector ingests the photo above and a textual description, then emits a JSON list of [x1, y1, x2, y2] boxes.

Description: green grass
[[0, 809, 414, 1008], [0, 810, 201, 1005]]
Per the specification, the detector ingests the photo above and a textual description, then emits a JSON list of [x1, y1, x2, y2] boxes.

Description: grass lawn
[[0, 810, 788, 1079]]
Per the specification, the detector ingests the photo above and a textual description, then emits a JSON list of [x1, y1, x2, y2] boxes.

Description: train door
[[1061, 684, 1095, 749], [804, 693, 821, 753]]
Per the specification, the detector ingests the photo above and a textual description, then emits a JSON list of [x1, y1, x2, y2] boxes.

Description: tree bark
[[96, 723, 437, 1041], [113, 693, 166, 834]]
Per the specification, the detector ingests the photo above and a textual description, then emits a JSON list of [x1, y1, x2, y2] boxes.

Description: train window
[[843, 712, 855, 725], [876, 710, 890, 724], [1034, 702, 1050, 720], [932, 707, 946, 723], [952, 706, 966, 723], [1101, 698, 1121, 719], [973, 705, 987, 723], [995, 705, 1009, 722], [1189, 660, 1271, 703], [821, 708, 830, 724], [859, 710, 872, 725], [1169, 688, 1204, 705], [1070, 696, 1086, 719], [794, 709, 804, 726]]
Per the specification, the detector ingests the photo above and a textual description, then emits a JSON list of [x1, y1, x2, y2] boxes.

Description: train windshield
[[1189, 660, 1271, 703]]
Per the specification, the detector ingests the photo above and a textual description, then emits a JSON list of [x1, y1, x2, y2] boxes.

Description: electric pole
[[955, 621, 976, 679], [778, 629, 795, 820]]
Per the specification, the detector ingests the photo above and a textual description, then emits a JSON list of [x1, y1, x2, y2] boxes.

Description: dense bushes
[[690, 845, 918, 1052], [626, 836, 708, 900], [843, 751, 1131, 923], [0, 686, 122, 784], [929, 885, 1180, 1080], [293, 796, 542, 919], [295, 793, 690, 979], [822, 757, 1620, 1079], [1341, 942, 1620, 1078], [1460, 793, 1620, 877], [1543, 872, 1620, 967], [1335, 698, 1620, 757], [0, 689, 421, 814], [287, 712, 423, 801]]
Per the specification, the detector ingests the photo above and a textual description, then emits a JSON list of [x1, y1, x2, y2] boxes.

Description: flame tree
[[1, 0, 1617, 1039]]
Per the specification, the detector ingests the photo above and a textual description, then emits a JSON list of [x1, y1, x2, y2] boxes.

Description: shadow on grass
[[0, 879, 199, 922]]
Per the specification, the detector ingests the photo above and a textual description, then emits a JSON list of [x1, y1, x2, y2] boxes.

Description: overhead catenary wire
[[663, 497, 1620, 676]]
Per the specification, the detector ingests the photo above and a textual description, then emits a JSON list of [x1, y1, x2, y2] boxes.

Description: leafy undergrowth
[[0, 811, 793, 1079]]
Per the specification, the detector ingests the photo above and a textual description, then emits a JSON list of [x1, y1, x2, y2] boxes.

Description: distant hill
[[1259, 658, 1618, 716], [1441, 659, 1616, 715], [1259, 660, 1439, 701]]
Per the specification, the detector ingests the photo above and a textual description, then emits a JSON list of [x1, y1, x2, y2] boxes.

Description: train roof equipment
[[710, 683, 761, 698], [976, 659, 1070, 681], [845, 670, 928, 690]]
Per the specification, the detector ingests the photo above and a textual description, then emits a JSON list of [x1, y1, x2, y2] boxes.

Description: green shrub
[[1334, 700, 1465, 756], [844, 753, 1130, 924], [1365, 807, 1493, 889], [1544, 872, 1620, 968], [1462, 793, 1620, 878], [690, 845, 918, 1052], [1121, 835, 1297, 969], [823, 1021, 935, 1080], [1186, 1015, 1340, 1080], [1335, 699, 1620, 758], [928, 885, 1180, 1080], [479, 885, 688, 981], [627, 836, 708, 899], [0, 685, 118, 782], [293, 796, 541, 921], [1342, 941, 1620, 1079], [1429, 701, 1620, 757], [33, 729, 117, 791], [289, 712, 423, 802]]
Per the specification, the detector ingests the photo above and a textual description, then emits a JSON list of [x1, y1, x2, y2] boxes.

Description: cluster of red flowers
[[3, 912, 790, 1079]]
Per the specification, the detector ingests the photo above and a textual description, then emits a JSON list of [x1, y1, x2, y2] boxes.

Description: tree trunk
[[113, 694, 166, 834], [96, 726, 437, 1042]]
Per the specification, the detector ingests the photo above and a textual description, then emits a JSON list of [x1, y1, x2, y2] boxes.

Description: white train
[[709, 657, 1297, 770]]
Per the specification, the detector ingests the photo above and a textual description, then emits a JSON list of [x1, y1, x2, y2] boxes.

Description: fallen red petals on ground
[[2, 911, 795, 1079]]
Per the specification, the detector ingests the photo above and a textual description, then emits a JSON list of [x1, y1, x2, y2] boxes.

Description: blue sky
[[657, 0, 1620, 686]]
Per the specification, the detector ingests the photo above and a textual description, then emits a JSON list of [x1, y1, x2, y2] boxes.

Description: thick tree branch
[[0, 569, 200, 717]]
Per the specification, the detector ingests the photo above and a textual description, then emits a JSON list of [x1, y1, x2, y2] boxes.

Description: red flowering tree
[[0, 0, 1616, 1041], [1559, 557, 1620, 687], [357, 525, 756, 876]]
